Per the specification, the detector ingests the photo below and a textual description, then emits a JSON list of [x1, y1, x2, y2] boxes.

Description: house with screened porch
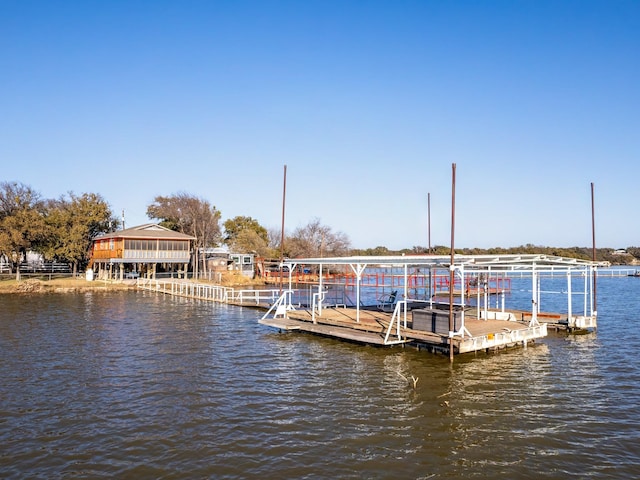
[[90, 223, 196, 280]]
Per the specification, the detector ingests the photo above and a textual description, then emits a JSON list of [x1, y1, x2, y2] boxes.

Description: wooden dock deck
[[258, 316, 397, 345], [259, 306, 548, 355]]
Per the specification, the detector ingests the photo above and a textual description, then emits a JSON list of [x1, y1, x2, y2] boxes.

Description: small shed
[[202, 247, 233, 275], [229, 253, 256, 279], [200, 248, 255, 280]]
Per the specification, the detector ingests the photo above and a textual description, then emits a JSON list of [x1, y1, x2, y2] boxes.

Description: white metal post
[[288, 262, 294, 295], [350, 263, 366, 324], [403, 264, 408, 327], [459, 265, 465, 332], [583, 269, 588, 317], [318, 263, 323, 315], [476, 276, 481, 320], [567, 271, 572, 323], [537, 274, 541, 313], [429, 267, 434, 308], [589, 266, 596, 317], [483, 274, 488, 321], [531, 270, 538, 324]]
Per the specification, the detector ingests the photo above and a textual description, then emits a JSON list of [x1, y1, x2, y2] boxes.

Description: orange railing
[[264, 271, 511, 294]]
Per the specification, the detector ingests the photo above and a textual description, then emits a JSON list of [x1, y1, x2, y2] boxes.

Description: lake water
[[1, 275, 639, 479]]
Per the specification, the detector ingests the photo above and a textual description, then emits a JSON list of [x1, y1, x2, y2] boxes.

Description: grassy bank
[[0, 272, 266, 294], [0, 277, 136, 294]]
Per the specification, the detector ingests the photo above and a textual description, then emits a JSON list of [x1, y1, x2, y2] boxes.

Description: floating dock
[[259, 253, 606, 355], [259, 305, 547, 354]]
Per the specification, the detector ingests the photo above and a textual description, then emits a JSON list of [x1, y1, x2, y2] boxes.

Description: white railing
[[311, 291, 325, 323], [384, 301, 409, 345], [138, 279, 300, 320], [232, 289, 281, 305], [597, 268, 639, 277], [137, 278, 233, 301], [459, 323, 548, 353], [262, 290, 296, 319]]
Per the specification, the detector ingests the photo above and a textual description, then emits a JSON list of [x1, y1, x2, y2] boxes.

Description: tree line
[[1, 181, 637, 281], [352, 244, 640, 265], [0, 182, 114, 279], [0, 182, 351, 279]]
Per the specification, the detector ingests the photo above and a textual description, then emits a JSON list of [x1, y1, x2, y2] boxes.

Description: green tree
[[0, 182, 48, 279], [352, 245, 392, 256], [627, 246, 640, 261], [43, 192, 115, 275], [224, 216, 268, 245], [223, 216, 272, 257], [232, 229, 274, 257]]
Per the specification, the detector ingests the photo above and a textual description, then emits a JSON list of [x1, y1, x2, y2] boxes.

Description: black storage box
[[412, 308, 460, 334]]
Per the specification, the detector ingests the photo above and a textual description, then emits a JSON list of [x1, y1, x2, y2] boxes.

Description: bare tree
[[286, 218, 351, 258], [267, 227, 283, 254], [147, 193, 222, 273]]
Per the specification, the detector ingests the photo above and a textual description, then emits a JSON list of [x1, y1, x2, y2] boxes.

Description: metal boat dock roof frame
[[283, 253, 604, 271], [277, 254, 607, 339]]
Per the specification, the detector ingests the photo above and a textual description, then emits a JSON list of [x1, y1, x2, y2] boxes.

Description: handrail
[[384, 301, 408, 344], [233, 289, 281, 305], [311, 291, 326, 323], [261, 290, 295, 320], [137, 278, 234, 302]]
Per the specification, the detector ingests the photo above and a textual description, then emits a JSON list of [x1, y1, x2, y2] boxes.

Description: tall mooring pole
[[427, 192, 432, 254], [280, 165, 287, 294], [591, 182, 597, 314], [449, 164, 456, 362]]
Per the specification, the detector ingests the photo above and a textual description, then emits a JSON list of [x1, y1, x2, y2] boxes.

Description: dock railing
[[231, 288, 281, 305], [262, 290, 296, 319], [458, 322, 548, 354], [137, 278, 233, 301], [138, 278, 298, 314], [384, 301, 409, 345]]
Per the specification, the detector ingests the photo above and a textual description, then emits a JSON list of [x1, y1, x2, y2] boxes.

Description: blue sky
[[2, 1, 638, 250]]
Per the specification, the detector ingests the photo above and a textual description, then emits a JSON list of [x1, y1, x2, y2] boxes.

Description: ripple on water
[[1, 287, 640, 479]]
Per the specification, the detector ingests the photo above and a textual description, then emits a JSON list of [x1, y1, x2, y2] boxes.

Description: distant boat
[[628, 270, 640, 277]]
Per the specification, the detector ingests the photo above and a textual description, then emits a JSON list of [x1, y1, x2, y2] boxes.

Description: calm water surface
[[1, 277, 639, 479]]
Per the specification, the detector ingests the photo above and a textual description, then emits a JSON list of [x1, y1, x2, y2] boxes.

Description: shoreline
[[0, 274, 266, 294], [0, 278, 138, 294]]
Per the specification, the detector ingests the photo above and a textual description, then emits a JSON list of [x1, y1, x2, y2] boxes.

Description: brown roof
[[94, 223, 196, 241]]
